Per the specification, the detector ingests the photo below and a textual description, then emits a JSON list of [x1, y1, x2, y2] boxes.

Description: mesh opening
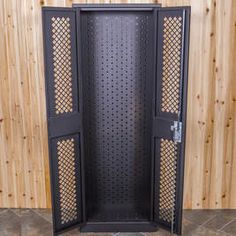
[[55, 136, 81, 225], [161, 16, 182, 114], [51, 17, 74, 115]]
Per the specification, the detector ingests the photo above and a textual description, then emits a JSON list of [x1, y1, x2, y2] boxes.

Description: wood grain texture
[[0, 0, 235, 209]]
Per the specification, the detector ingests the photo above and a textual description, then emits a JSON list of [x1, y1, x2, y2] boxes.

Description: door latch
[[170, 121, 182, 143]]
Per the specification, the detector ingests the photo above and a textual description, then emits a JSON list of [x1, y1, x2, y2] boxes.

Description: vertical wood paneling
[[0, 0, 235, 209]]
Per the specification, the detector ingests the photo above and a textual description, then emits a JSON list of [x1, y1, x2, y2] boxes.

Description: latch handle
[[170, 121, 182, 143]]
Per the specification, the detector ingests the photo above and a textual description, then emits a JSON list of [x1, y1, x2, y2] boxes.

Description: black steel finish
[[42, 8, 84, 235], [80, 222, 158, 232], [72, 4, 161, 8], [81, 10, 154, 223], [176, 7, 191, 235], [42, 4, 190, 235], [152, 7, 190, 234]]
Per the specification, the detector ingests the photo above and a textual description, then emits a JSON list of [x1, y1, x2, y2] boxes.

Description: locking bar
[[170, 121, 182, 143]]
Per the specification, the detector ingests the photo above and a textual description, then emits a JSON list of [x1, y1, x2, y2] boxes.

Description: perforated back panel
[[81, 11, 153, 221]]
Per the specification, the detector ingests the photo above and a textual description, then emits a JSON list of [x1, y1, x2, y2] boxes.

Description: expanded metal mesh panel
[[51, 16, 74, 115], [154, 138, 178, 228], [161, 16, 183, 114], [52, 134, 81, 230], [57, 138, 77, 224], [158, 139, 177, 223], [81, 12, 153, 221]]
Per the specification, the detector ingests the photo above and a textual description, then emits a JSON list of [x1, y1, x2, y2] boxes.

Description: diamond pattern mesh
[[57, 138, 78, 224], [51, 17, 73, 115], [161, 16, 182, 114], [157, 139, 177, 223]]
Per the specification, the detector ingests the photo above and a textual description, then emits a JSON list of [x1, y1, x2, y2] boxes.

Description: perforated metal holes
[[51, 17, 73, 115], [161, 17, 182, 114], [82, 12, 153, 220], [158, 139, 177, 223], [57, 138, 78, 224]]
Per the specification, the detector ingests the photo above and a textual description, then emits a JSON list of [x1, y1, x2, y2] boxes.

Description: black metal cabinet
[[42, 4, 190, 235]]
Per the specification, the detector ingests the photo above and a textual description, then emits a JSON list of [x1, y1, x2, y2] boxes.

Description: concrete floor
[[0, 209, 236, 236]]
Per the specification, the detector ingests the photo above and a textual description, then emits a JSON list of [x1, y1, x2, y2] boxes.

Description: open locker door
[[42, 8, 85, 235], [152, 7, 190, 234]]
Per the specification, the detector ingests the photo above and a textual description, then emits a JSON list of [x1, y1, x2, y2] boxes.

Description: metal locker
[[42, 4, 190, 235]]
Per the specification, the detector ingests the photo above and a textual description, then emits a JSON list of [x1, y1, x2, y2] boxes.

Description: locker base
[[80, 221, 158, 232]]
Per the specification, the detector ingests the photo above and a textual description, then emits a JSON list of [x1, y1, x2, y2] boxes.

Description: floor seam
[[217, 229, 233, 236], [200, 214, 217, 226], [218, 218, 236, 231], [32, 209, 52, 224], [10, 209, 21, 218], [0, 209, 8, 215]]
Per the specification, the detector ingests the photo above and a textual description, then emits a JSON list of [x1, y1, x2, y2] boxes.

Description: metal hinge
[[170, 121, 182, 143]]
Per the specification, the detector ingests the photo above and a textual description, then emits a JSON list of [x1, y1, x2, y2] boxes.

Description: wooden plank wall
[[0, 0, 235, 209]]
